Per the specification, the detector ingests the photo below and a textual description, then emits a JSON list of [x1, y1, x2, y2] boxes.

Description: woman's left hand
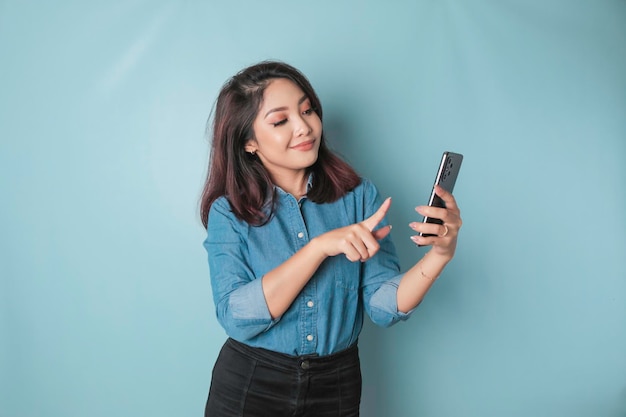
[[409, 185, 462, 258]]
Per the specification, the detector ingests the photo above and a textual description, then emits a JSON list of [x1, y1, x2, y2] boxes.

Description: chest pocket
[[318, 255, 360, 290]]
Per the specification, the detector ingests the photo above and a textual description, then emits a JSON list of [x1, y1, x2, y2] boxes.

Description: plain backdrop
[[1, 1, 625, 416]]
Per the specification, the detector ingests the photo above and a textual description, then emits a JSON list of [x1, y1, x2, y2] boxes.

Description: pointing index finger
[[362, 197, 391, 231]]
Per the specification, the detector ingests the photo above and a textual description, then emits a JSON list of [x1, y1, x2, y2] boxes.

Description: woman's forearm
[[396, 250, 453, 313], [261, 238, 327, 319]]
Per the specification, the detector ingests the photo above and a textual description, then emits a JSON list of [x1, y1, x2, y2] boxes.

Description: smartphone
[[419, 151, 463, 237]]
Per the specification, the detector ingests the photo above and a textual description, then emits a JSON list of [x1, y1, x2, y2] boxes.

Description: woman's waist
[[226, 337, 360, 372]]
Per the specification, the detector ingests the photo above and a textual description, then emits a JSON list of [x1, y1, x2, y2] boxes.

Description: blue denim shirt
[[204, 177, 412, 356]]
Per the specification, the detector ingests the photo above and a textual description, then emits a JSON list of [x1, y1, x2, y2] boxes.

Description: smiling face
[[245, 78, 323, 186]]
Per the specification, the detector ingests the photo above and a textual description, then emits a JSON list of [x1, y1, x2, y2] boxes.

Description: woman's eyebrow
[[264, 95, 309, 118]]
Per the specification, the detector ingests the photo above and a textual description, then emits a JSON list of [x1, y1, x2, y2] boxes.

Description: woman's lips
[[291, 139, 316, 151]]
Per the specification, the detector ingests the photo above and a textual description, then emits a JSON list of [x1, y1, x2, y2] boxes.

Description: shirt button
[[297, 232, 304, 238], [307, 301, 314, 308], [306, 334, 314, 342]]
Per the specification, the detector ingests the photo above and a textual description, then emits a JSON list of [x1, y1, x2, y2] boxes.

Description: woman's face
[[246, 78, 322, 181]]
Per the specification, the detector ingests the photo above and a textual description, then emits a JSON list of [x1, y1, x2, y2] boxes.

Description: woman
[[200, 61, 462, 417]]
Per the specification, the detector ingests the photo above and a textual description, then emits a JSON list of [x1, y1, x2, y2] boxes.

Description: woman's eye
[[272, 119, 288, 127], [302, 107, 315, 115]]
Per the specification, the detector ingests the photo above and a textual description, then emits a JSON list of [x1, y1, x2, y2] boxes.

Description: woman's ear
[[244, 140, 258, 155]]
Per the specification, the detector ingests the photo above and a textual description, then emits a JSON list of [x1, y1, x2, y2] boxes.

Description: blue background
[[1, 1, 625, 416]]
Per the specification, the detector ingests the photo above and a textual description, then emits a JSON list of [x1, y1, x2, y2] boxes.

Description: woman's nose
[[294, 115, 312, 136]]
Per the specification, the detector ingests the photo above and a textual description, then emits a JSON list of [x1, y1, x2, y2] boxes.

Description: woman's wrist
[[425, 248, 454, 266], [307, 235, 331, 261], [430, 240, 457, 260]]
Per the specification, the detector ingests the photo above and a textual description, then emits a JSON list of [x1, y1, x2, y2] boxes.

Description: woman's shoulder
[[336, 176, 382, 213], [208, 196, 244, 225], [350, 176, 379, 198], [208, 196, 231, 215]]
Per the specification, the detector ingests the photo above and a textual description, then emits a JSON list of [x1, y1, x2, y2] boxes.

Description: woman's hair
[[200, 60, 361, 228]]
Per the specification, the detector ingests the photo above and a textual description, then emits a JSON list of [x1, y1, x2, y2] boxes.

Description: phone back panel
[[423, 151, 463, 230], [428, 151, 463, 208]]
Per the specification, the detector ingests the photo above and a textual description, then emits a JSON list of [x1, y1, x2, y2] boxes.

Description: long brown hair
[[200, 61, 360, 228]]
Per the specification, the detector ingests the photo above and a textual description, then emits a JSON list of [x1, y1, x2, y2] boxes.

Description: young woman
[[200, 61, 462, 417]]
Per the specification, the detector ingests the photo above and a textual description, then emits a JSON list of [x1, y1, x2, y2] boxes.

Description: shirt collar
[[273, 172, 314, 198]]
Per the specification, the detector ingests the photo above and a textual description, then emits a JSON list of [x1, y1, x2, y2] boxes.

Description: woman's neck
[[271, 170, 308, 199]]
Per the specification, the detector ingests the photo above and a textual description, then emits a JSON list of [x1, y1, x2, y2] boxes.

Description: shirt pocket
[[321, 256, 360, 290]]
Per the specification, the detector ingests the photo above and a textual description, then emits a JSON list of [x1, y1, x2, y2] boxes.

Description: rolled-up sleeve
[[204, 198, 279, 340], [367, 274, 413, 327]]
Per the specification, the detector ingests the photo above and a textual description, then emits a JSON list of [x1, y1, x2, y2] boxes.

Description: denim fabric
[[204, 177, 412, 356], [205, 338, 361, 417]]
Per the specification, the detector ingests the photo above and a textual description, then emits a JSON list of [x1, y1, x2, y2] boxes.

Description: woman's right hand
[[313, 197, 392, 262]]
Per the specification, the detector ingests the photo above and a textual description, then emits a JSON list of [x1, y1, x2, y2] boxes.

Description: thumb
[[372, 224, 392, 241], [362, 197, 391, 232]]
